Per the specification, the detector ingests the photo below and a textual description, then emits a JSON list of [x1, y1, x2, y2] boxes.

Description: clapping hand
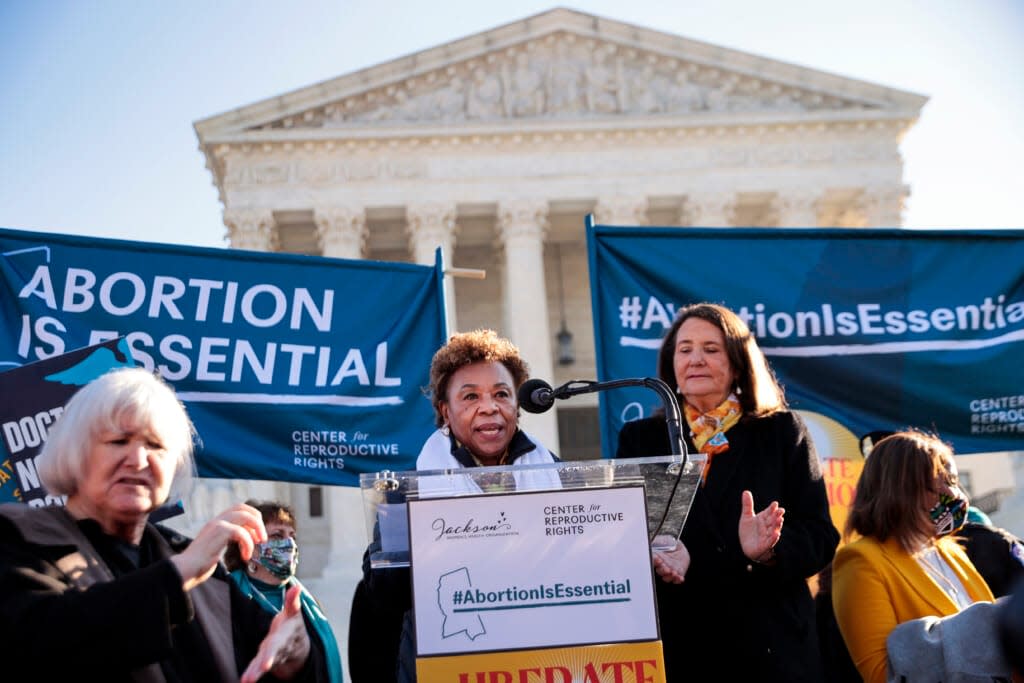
[[241, 584, 311, 682], [738, 490, 784, 564]]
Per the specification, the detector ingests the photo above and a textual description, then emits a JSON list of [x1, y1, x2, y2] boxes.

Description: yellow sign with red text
[[797, 410, 864, 536], [416, 641, 666, 683]]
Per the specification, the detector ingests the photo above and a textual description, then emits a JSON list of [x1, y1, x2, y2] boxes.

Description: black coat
[[617, 411, 839, 682], [958, 522, 1024, 598], [347, 577, 404, 683], [0, 503, 325, 682]]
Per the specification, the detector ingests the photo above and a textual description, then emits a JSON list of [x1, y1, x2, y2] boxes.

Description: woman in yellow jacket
[[832, 430, 995, 683]]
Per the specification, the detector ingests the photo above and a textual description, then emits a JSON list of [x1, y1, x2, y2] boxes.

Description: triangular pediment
[[195, 8, 926, 140]]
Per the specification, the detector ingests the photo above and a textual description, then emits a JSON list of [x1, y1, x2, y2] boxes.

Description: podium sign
[[410, 486, 668, 682], [359, 455, 706, 682], [409, 485, 658, 656]]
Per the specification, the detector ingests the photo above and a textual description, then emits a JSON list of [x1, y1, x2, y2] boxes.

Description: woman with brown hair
[[616, 302, 838, 682], [832, 430, 996, 682]]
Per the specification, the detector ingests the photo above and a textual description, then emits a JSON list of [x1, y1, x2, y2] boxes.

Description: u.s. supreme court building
[[185, 8, 928, 671]]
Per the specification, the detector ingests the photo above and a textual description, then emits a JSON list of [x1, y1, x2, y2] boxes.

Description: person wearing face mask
[[832, 430, 997, 683], [858, 430, 1024, 599], [226, 501, 343, 683]]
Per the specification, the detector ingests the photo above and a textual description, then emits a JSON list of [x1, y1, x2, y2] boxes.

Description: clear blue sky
[[2, 0, 1022, 248]]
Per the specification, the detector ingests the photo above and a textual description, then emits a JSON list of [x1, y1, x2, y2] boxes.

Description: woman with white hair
[[0, 367, 326, 682]]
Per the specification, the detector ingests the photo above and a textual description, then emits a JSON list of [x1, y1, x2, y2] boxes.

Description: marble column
[[685, 191, 736, 227], [312, 204, 370, 587], [223, 207, 277, 250], [407, 201, 459, 333], [314, 205, 367, 258], [861, 185, 906, 228], [497, 199, 559, 453], [775, 189, 820, 227], [594, 195, 649, 226]]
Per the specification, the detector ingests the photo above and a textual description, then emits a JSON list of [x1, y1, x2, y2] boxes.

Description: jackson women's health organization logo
[[431, 511, 517, 540]]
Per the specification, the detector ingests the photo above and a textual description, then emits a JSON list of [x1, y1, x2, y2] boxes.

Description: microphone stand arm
[[553, 378, 688, 462]]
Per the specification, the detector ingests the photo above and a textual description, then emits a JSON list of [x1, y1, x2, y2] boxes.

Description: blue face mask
[[929, 487, 968, 537], [255, 537, 299, 580]]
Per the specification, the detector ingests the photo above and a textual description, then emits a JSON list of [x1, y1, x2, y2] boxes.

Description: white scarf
[[414, 428, 562, 497]]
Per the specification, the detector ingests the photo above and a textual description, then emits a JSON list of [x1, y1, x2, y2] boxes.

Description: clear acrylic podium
[[359, 454, 706, 569]]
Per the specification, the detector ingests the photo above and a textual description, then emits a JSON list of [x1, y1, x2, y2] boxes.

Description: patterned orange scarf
[[684, 393, 743, 484]]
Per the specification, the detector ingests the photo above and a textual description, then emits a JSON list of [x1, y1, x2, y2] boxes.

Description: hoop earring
[[441, 424, 450, 436]]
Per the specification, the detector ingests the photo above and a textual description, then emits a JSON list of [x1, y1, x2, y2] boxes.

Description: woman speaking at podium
[[353, 329, 691, 682], [617, 303, 839, 682], [355, 330, 561, 682]]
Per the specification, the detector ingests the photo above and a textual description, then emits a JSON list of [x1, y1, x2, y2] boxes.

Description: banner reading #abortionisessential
[[588, 222, 1024, 460], [0, 227, 446, 487]]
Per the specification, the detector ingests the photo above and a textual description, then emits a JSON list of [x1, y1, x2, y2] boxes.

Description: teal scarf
[[229, 569, 343, 683]]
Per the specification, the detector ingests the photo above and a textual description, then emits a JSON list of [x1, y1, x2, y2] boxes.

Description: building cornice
[[208, 114, 913, 158]]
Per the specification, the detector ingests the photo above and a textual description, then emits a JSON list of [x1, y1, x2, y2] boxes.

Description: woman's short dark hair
[[656, 302, 785, 416], [428, 329, 529, 426], [845, 429, 953, 551], [37, 367, 196, 502], [247, 500, 297, 530]]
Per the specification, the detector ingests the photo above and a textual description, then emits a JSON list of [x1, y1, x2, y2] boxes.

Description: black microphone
[[518, 378, 556, 414], [528, 376, 691, 542], [521, 377, 688, 459]]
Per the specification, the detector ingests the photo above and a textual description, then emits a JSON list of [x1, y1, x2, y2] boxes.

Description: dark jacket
[[958, 522, 1024, 598], [617, 411, 839, 682], [814, 562, 862, 683], [0, 503, 324, 682], [347, 577, 404, 683]]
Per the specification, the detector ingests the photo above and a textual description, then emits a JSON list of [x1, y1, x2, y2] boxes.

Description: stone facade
[[190, 8, 926, 679]]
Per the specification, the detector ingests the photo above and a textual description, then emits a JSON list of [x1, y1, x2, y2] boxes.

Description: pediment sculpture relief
[[253, 34, 872, 131]]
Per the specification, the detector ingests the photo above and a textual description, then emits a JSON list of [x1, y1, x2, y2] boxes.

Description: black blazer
[[0, 504, 326, 682], [958, 522, 1024, 598], [618, 411, 839, 682]]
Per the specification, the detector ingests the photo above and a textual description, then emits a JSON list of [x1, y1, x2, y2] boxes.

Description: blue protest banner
[[587, 220, 1024, 460], [0, 228, 447, 487]]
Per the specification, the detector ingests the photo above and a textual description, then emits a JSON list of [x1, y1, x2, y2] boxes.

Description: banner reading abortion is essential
[[0, 228, 446, 487], [588, 222, 1024, 461]]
